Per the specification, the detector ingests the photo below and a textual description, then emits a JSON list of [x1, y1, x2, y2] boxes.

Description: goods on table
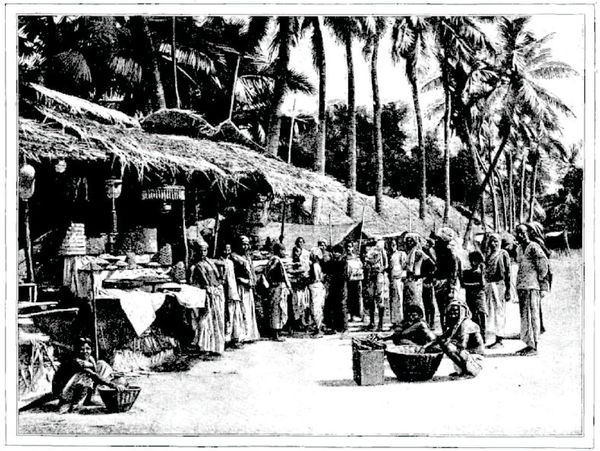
[[352, 336, 386, 386], [385, 344, 443, 382], [59, 223, 86, 256]]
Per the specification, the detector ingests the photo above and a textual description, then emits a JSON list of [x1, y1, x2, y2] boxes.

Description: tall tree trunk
[[371, 36, 383, 214], [506, 148, 515, 231], [442, 78, 451, 224], [528, 151, 539, 222], [490, 174, 499, 232], [518, 152, 528, 223], [406, 56, 426, 219], [134, 16, 167, 110], [463, 132, 510, 244], [266, 17, 291, 157], [172, 17, 181, 108], [346, 32, 357, 218], [313, 17, 327, 175], [496, 170, 508, 231]]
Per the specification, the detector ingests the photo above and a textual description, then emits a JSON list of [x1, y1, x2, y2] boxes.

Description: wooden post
[[287, 98, 297, 164], [87, 263, 99, 362], [172, 16, 181, 108], [182, 199, 189, 269], [279, 197, 287, 243], [328, 211, 333, 246], [212, 212, 221, 258], [22, 200, 34, 283], [228, 54, 241, 122], [357, 207, 366, 253]]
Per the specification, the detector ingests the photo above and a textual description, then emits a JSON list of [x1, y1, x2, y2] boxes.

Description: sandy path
[[18, 253, 583, 436]]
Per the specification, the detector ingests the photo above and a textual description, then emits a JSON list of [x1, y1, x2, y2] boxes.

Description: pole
[[88, 263, 99, 361], [228, 55, 241, 122], [328, 211, 332, 246], [287, 98, 297, 164], [172, 16, 181, 108], [279, 197, 287, 243], [212, 212, 220, 258], [357, 207, 365, 254], [109, 196, 118, 255], [182, 199, 189, 269], [22, 200, 34, 283]]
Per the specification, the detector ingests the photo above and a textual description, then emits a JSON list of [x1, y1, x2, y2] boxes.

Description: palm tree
[[264, 17, 301, 157], [429, 17, 480, 222], [391, 16, 429, 219], [171, 17, 181, 108], [131, 16, 167, 109], [363, 17, 388, 214], [462, 17, 576, 241], [302, 17, 327, 174], [326, 17, 363, 218]]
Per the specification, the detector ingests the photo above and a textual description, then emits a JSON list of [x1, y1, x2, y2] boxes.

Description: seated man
[[381, 305, 436, 347], [440, 300, 485, 354], [52, 337, 124, 414], [425, 301, 484, 377]]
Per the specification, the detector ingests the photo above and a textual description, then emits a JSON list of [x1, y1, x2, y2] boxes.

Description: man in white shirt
[[515, 224, 549, 356]]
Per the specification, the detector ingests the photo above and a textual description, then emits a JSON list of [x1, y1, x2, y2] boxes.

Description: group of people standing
[[378, 222, 551, 359], [186, 221, 551, 359], [187, 235, 260, 355]]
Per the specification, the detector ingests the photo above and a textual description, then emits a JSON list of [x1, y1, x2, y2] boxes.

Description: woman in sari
[[265, 242, 291, 341], [288, 245, 311, 331], [307, 249, 326, 333], [53, 337, 123, 414], [190, 238, 226, 354], [231, 236, 260, 341]]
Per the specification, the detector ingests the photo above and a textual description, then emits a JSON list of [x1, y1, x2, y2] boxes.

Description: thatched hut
[[19, 83, 476, 262]]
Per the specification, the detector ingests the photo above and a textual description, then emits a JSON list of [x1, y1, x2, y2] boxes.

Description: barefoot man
[[515, 224, 549, 356]]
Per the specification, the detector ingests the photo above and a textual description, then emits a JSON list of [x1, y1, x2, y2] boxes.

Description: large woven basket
[[385, 345, 443, 382], [99, 386, 141, 413]]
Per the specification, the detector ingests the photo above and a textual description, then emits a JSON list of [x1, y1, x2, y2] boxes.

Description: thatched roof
[[19, 84, 355, 200], [18, 84, 473, 236]]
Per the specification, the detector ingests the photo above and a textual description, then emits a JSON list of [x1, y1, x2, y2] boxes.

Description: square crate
[[352, 349, 385, 386]]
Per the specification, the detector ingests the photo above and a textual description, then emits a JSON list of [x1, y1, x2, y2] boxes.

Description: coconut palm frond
[[528, 80, 575, 117], [236, 74, 274, 106], [158, 43, 217, 75], [528, 61, 578, 79], [285, 69, 317, 95], [422, 75, 443, 93], [110, 56, 143, 84], [52, 50, 92, 84], [425, 99, 445, 120]]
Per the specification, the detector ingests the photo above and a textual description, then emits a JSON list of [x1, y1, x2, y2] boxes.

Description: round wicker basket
[[99, 386, 141, 413], [385, 345, 443, 382]]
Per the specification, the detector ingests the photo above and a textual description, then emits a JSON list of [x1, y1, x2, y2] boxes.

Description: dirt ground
[[18, 252, 584, 437]]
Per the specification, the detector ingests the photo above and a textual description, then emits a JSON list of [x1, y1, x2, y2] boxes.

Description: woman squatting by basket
[[52, 337, 124, 414]]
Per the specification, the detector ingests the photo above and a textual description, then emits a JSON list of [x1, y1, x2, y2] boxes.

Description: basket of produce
[[352, 336, 386, 386], [385, 344, 443, 382], [98, 385, 141, 413]]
